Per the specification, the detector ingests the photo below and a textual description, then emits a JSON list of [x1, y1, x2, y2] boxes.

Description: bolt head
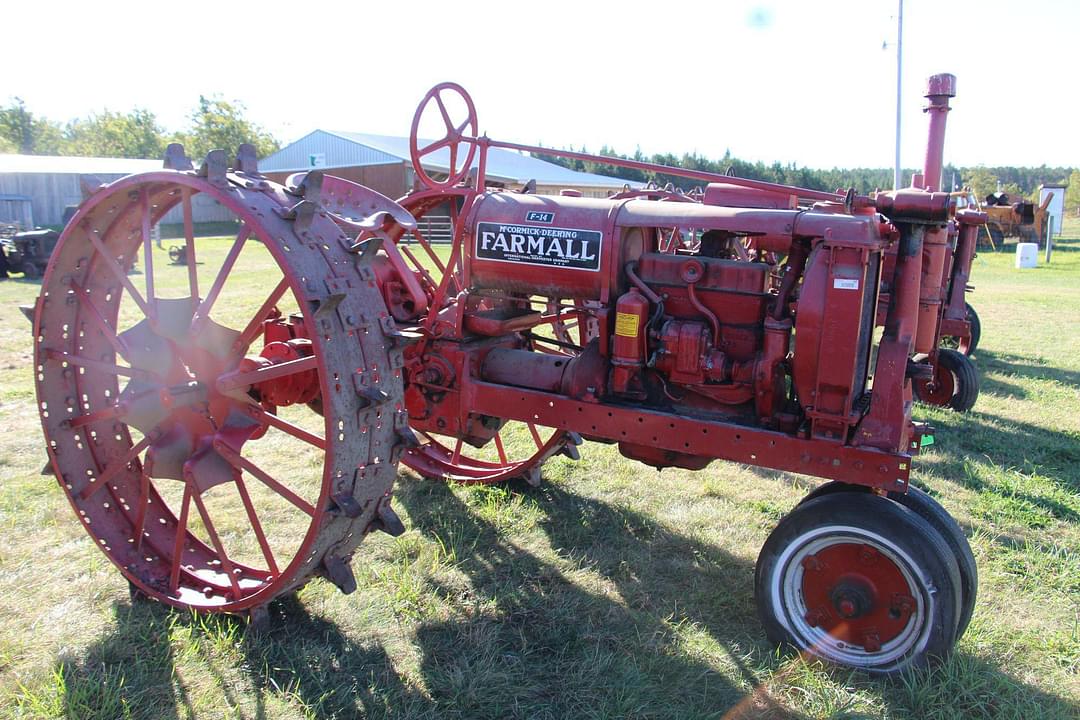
[[837, 598, 856, 618]]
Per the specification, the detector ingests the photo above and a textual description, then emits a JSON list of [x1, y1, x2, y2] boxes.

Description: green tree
[[176, 96, 280, 161], [0, 98, 64, 154], [1064, 170, 1080, 213], [0, 134, 15, 153], [64, 109, 166, 158], [963, 166, 998, 199]]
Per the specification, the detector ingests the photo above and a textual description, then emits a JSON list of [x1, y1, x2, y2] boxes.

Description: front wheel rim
[[772, 525, 933, 668]]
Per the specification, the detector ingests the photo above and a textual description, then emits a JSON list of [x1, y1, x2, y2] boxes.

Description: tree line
[[533, 146, 1079, 211], [2, 97, 1076, 212], [0, 97, 280, 163]]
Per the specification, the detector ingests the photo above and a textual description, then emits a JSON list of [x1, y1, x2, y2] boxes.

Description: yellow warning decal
[[614, 312, 639, 338]]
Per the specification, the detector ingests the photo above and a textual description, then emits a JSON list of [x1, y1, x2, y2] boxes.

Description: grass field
[[0, 218, 1077, 719]]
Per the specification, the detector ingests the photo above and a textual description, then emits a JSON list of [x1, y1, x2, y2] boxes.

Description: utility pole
[[894, 0, 904, 189]]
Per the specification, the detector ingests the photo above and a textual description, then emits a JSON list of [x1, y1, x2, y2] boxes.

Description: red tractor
[[30, 75, 979, 675]]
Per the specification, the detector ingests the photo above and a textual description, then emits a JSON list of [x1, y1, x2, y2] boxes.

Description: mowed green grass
[[0, 220, 1077, 719]]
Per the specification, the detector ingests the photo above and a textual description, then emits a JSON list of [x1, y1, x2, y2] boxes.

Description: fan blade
[[117, 379, 171, 434], [153, 296, 198, 343], [194, 317, 242, 364], [119, 318, 174, 374], [145, 424, 196, 480], [184, 441, 240, 493]]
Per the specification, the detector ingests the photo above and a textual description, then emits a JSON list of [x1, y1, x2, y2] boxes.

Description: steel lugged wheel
[[755, 494, 962, 674], [33, 157, 407, 612], [913, 348, 979, 412]]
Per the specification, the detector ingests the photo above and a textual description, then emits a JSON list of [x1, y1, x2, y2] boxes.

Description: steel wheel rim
[[770, 525, 933, 668], [916, 362, 956, 406], [35, 169, 399, 610]]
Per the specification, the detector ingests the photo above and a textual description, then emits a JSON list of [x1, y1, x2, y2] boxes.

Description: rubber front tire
[[755, 493, 962, 675], [913, 348, 979, 412], [799, 484, 978, 640], [962, 303, 981, 355]]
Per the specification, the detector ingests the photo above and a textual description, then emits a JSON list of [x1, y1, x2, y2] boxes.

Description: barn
[[1, 138, 636, 238], [0, 154, 236, 231], [258, 130, 638, 199]]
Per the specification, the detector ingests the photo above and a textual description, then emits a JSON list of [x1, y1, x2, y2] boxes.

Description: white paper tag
[[833, 278, 860, 290]]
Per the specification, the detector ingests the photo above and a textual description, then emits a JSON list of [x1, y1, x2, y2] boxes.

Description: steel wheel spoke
[[527, 423, 543, 450], [45, 350, 153, 381], [68, 280, 134, 362], [182, 189, 199, 299], [86, 232, 155, 321], [215, 445, 315, 517], [132, 471, 151, 550], [216, 355, 317, 393], [80, 435, 152, 500], [189, 490, 243, 598], [398, 245, 439, 294], [494, 433, 508, 465], [169, 484, 193, 592], [409, 227, 447, 274], [192, 225, 250, 331], [247, 406, 326, 450], [65, 403, 125, 430], [234, 277, 289, 353], [234, 475, 279, 576]]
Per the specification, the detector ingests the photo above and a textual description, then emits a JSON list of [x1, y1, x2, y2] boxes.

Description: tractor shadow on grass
[[397, 477, 1080, 719], [56, 476, 1080, 720], [53, 600, 194, 720], [236, 594, 436, 719], [58, 594, 434, 720], [396, 477, 813, 720], [974, 349, 1080, 401], [916, 408, 1080, 502]]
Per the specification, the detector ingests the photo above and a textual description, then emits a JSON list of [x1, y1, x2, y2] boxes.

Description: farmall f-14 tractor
[[31, 74, 980, 675]]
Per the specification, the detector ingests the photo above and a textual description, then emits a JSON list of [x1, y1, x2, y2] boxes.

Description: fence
[[404, 215, 453, 244]]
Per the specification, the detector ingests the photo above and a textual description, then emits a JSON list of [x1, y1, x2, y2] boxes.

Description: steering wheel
[[409, 82, 479, 189]]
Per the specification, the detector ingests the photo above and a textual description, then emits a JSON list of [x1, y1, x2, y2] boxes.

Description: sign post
[[1045, 216, 1054, 264]]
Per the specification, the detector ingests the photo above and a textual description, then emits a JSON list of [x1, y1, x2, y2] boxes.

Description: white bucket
[[1015, 242, 1038, 269]]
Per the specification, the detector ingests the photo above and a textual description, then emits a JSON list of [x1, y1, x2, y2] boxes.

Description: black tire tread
[[964, 303, 981, 355], [938, 348, 979, 412], [755, 493, 962, 675]]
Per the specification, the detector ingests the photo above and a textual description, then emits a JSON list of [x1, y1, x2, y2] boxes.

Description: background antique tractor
[[30, 75, 978, 675], [2, 227, 59, 279]]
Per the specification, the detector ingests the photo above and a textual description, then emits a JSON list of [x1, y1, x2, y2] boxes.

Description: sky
[[3, 0, 1076, 170]]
